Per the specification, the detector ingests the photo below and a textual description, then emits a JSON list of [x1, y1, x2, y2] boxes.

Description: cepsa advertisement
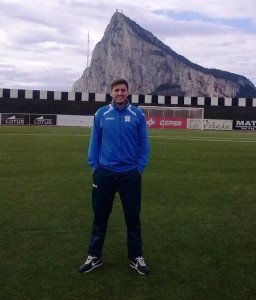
[[146, 117, 187, 129]]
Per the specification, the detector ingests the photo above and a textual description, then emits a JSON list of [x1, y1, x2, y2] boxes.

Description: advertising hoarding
[[146, 117, 187, 129], [233, 120, 256, 130]]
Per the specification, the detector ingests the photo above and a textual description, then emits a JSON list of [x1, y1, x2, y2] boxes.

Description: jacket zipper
[[119, 114, 122, 161]]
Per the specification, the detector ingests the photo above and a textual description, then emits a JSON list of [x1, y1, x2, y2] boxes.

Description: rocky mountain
[[72, 12, 256, 98]]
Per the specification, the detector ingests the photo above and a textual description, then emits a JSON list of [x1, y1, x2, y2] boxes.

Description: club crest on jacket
[[124, 115, 131, 123]]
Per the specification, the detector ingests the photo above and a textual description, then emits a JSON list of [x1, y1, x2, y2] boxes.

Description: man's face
[[111, 83, 128, 106]]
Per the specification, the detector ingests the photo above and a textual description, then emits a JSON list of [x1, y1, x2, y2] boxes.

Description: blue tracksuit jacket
[[88, 100, 150, 173]]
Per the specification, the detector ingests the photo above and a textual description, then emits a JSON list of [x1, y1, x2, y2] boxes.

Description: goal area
[[139, 106, 204, 130]]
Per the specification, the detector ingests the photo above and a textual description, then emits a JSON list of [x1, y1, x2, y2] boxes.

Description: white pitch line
[[0, 133, 90, 137], [149, 135, 256, 143], [0, 133, 255, 143]]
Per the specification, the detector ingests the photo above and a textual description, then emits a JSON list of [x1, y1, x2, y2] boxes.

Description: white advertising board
[[57, 115, 93, 127], [188, 119, 233, 130]]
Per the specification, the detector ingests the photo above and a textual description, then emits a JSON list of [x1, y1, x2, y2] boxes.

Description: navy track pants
[[88, 166, 143, 260]]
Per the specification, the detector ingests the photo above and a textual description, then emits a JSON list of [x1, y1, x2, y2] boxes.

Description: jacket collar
[[111, 99, 130, 111]]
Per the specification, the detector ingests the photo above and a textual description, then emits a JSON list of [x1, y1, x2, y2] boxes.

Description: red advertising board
[[146, 117, 187, 129]]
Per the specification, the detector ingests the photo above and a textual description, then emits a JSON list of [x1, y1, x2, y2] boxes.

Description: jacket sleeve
[[87, 112, 102, 171], [137, 110, 150, 172]]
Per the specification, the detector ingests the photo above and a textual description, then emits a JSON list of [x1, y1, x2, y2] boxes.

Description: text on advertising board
[[30, 115, 57, 125], [233, 120, 256, 130], [146, 117, 187, 129], [1, 114, 29, 125]]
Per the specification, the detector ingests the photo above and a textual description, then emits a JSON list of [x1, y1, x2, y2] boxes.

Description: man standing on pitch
[[79, 78, 150, 275]]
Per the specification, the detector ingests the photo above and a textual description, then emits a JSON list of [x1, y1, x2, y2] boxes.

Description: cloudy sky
[[1, 0, 255, 92]]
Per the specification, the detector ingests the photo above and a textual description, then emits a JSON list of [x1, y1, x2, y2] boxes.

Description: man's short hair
[[110, 79, 129, 91]]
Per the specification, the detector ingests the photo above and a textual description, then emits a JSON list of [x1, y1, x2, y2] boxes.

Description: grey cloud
[[0, 66, 77, 91]]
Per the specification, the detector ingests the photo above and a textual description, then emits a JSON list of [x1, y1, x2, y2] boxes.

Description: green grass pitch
[[0, 126, 255, 300]]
